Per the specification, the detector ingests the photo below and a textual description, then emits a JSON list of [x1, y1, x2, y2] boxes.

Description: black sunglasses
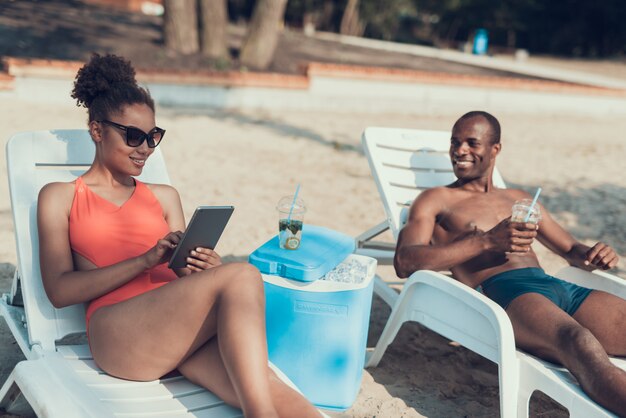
[[99, 120, 166, 148]]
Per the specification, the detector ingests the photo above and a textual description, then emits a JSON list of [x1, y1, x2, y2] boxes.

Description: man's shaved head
[[454, 111, 501, 144]]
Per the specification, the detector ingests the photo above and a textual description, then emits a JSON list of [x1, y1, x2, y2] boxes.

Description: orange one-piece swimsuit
[[69, 177, 179, 331]]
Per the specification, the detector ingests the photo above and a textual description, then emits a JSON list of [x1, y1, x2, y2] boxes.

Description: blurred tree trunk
[[164, 0, 199, 54], [340, 0, 364, 36], [199, 0, 229, 60], [239, 0, 288, 70], [318, 0, 335, 31]]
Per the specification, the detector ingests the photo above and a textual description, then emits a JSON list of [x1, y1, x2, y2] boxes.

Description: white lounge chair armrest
[[555, 266, 626, 300], [402, 270, 517, 365], [367, 268, 520, 417], [401, 270, 520, 417]]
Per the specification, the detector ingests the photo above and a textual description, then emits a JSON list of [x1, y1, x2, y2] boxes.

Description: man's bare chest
[[435, 192, 517, 239]]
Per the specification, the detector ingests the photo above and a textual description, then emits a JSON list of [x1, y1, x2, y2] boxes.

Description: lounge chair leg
[[373, 275, 399, 308], [366, 291, 410, 368], [515, 373, 532, 418], [9, 268, 23, 307], [0, 375, 36, 418]]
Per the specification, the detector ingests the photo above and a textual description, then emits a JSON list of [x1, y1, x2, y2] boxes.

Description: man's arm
[[394, 189, 537, 278], [535, 203, 619, 270]]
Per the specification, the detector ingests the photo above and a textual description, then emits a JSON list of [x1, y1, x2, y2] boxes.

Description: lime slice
[[285, 237, 300, 250]]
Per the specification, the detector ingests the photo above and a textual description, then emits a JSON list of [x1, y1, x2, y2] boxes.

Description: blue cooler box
[[249, 226, 376, 410], [262, 255, 376, 410]]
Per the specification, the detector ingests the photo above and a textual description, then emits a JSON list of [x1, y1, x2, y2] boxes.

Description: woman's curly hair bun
[[71, 53, 138, 108]]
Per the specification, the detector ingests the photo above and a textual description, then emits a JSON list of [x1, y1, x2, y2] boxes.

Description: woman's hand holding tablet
[[168, 206, 234, 269], [185, 247, 222, 272]]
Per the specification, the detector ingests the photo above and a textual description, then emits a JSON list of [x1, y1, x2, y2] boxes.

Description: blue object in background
[[473, 28, 489, 55]]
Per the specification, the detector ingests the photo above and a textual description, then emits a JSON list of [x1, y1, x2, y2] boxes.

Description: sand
[[1, 81, 625, 417]]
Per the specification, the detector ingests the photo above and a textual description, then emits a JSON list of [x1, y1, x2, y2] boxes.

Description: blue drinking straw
[[524, 187, 542, 222], [286, 184, 301, 223]]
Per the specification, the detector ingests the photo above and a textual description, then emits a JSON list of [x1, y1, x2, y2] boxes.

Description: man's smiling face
[[449, 116, 500, 181]]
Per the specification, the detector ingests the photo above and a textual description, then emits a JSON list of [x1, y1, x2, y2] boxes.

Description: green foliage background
[[230, 0, 626, 57]]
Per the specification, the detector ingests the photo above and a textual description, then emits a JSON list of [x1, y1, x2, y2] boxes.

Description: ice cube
[[322, 258, 370, 284]]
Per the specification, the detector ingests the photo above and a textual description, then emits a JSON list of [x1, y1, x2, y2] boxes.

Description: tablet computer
[[168, 206, 234, 269]]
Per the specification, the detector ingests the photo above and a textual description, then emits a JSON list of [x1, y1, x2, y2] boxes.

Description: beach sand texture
[[1, 87, 625, 417]]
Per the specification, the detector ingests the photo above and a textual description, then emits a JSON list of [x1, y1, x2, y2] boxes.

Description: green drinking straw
[[524, 187, 542, 222], [286, 184, 301, 223]]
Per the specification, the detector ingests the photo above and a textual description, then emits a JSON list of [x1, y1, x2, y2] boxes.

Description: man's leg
[[506, 293, 626, 417], [571, 290, 626, 356]]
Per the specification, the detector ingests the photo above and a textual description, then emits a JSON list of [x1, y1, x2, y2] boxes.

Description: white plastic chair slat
[[116, 411, 240, 418], [57, 344, 92, 360], [387, 174, 456, 196], [365, 127, 451, 151], [374, 147, 453, 170], [35, 162, 91, 167], [381, 165, 457, 189], [77, 371, 173, 386], [188, 409, 244, 418], [36, 169, 89, 183], [102, 391, 232, 414], [386, 185, 420, 206], [91, 379, 206, 400], [68, 358, 105, 374]]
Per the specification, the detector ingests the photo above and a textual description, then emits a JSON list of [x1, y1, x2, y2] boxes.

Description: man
[[394, 111, 626, 415]]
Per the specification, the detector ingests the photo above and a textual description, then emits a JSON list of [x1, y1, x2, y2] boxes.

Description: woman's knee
[[237, 262, 262, 280], [189, 263, 263, 306], [229, 262, 262, 285], [219, 262, 264, 297]]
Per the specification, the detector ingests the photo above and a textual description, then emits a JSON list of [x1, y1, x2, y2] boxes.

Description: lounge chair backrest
[[361, 127, 506, 238], [6, 130, 171, 351]]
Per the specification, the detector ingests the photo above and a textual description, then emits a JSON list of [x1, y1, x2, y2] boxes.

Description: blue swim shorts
[[481, 267, 593, 315]]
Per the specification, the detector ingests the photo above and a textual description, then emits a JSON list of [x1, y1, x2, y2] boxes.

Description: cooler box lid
[[249, 225, 355, 282]]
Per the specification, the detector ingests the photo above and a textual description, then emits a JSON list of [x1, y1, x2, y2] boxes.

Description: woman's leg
[[88, 262, 280, 417], [179, 337, 322, 418]]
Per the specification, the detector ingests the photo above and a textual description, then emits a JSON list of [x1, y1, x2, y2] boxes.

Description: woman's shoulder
[[143, 182, 182, 207], [143, 182, 179, 198], [39, 181, 76, 197], [38, 181, 76, 212]]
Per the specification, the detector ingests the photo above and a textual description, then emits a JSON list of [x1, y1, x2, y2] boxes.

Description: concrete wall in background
[[8, 71, 626, 116]]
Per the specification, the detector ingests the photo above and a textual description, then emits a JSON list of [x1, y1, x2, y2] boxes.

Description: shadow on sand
[[161, 108, 364, 154]]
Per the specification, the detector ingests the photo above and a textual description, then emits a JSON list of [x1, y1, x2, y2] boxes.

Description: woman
[[37, 53, 321, 418]]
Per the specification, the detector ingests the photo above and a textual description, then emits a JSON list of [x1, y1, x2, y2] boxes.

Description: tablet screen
[[168, 206, 234, 269]]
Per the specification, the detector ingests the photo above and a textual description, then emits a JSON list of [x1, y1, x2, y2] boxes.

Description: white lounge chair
[[357, 127, 626, 418], [0, 130, 317, 418]]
